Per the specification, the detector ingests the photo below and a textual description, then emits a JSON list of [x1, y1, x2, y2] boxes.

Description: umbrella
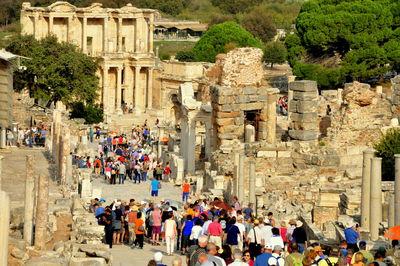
[[385, 226, 400, 240], [210, 200, 232, 211], [109, 131, 118, 136]]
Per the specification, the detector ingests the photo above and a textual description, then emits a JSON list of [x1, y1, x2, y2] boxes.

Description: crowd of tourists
[[277, 97, 288, 116], [90, 192, 397, 266], [12, 123, 48, 147]]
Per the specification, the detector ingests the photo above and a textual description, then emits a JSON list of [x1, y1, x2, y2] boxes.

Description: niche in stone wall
[[244, 110, 260, 141]]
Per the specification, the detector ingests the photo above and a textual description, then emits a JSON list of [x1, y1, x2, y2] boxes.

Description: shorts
[[151, 190, 158, 196], [152, 225, 162, 234]]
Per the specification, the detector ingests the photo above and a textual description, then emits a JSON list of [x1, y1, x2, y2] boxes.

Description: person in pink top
[[104, 163, 111, 184], [207, 216, 223, 248], [280, 221, 288, 247], [151, 205, 162, 245]]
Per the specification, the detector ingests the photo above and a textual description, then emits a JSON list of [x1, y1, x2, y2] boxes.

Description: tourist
[[243, 203, 254, 219], [150, 178, 159, 202], [243, 250, 254, 266], [353, 252, 365, 266], [372, 250, 387, 266], [164, 212, 177, 256], [254, 244, 273, 266], [100, 207, 113, 248], [292, 220, 307, 253], [208, 216, 223, 249], [127, 203, 138, 245], [225, 217, 241, 251], [133, 212, 145, 249], [17, 128, 24, 147], [187, 235, 209, 266], [352, 241, 373, 265], [6, 129, 13, 146], [206, 243, 227, 266], [260, 217, 273, 247], [119, 161, 126, 184], [317, 246, 338, 266], [112, 202, 124, 245], [314, 246, 326, 263], [228, 248, 248, 266], [197, 251, 214, 266], [280, 221, 288, 247], [190, 218, 203, 246], [182, 179, 190, 203], [154, 252, 167, 266], [344, 222, 359, 252], [270, 227, 284, 249], [233, 196, 241, 211], [235, 216, 246, 251], [285, 242, 304, 266], [163, 162, 171, 181], [151, 204, 162, 246], [247, 218, 263, 257], [172, 257, 183, 266], [220, 245, 234, 265], [181, 214, 194, 255]]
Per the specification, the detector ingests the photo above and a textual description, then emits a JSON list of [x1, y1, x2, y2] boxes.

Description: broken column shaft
[[34, 174, 49, 249], [370, 157, 382, 240], [24, 155, 35, 246], [361, 149, 374, 230]]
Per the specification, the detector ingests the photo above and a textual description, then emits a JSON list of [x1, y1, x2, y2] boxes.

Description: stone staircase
[[106, 110, 163, 132]]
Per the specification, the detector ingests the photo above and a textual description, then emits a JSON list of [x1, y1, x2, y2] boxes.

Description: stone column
[[103, 66, 109, 113], [370, 157, 382, 240], [34, 174, 49, 249], [395, 154, 400, 226], [147, 67, 153, 109], [67, 17, 72, 42], [204, 122, 212, 159], [238, 154, 245, 203], [24, 155, 35, 246], [249, 160, 256, 208], [149, 13, 154, 53], [66, 153, 73, 185], [0, 190, 10, 266], [82, 17, 87, 54], [116, 66, 123, 112], [0, 155, 3, 190], [103, 17, 108, 53], [389, 193, 395, 228], [245, 125, 255, 143], [0, 128, 6, 148], [60, 128, 70, 185], [33, 13, 39, 39], [361, 149, 374, 230], [266, 91, 277, 143], [134, 66, 143, 111], [117, 17, 123, 53], [48, 15, 53, 35]]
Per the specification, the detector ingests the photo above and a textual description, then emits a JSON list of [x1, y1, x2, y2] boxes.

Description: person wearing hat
[[285, 242, 304, 266], [350, 241, 373, 265], [248, 218, 263, 258], [314, 246, 326, 263], [154, 251, 167, 266], [318, 246, 339, 266], [254, 243, 273, 266], [268, 245, 285, 266], [292, 220, 307, 254], [127, 204, 138, 245], [344, 223, 359, 252]]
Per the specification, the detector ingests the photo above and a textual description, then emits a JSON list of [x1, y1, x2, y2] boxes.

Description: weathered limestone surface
[[35, 174, 49, 249], [370, 158, 382, 240], [24, 155, 35, 246]]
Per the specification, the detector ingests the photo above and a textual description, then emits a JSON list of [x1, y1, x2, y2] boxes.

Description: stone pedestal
[[238, 154, 245, 203], [0, 190, 10, 265], [245, 125, 255, 143], [361, 149, 374, 230], [24, 155, 35, 246], [249, 161, 256, 208], [35, 174, 49, 249], [370, 157, 382, 240], [395, 154, 400, 226], [0, 128, 6, 148]]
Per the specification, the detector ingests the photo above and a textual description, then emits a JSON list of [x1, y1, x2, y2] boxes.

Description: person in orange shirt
[[132, 212, 145, 249], [182, 180, 190, 203]]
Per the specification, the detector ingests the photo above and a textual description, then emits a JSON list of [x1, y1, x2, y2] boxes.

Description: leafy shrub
[[159, 52, 171, 60], [292, 62, 344, 90], [70, 102, 103, 124], [176, 50, 196, 62], [374, 128, 400, 181]]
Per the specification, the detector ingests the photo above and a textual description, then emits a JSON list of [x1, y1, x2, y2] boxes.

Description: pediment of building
[[47, 1, 76, 12], [83, 3, 104, 12]]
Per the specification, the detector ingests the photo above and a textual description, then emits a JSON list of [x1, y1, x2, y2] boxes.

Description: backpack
[[325, 258, 339, 266], [289, 254, 303, 266], [156, 167, 163, 175]]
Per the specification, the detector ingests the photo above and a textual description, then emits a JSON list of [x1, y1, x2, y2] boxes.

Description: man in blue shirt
[[150, 178, 159, 202], [94, 204, 105, 218], [255, 244, 273, 266], [344, 223, 359, 252]]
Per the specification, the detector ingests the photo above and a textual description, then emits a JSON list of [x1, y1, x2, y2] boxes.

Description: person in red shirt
[[182, 180, 190, 203], [132, 212, 145, 249], [207, 216, 223, 249], [163, 162, 172, 182]]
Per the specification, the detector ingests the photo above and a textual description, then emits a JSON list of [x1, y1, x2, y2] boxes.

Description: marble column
[[60, 128, 70, 185], [149, 14, 154, 53], [361, 149, 374, 230], [103, 66, 109, 113], [82, 17, 87, 54], [0, 190, 10, 266], [117, 17, 123, 53], [134, 66, 143, 111], [0, 155, 3, 190], [395, 154, 400, 226], [233, 153, 239, 197], [370, 157, 382, 240], [147, 68, 153, 109], [33, 14, 39, 39], [48, 15, 53, 35], [66, 154, 73, 185], [204, 122, 212, 159], [103, 18, 108, 53], [34, 174, 49, 249], [116, 67, 123, 112], [266, 92, 277, 143], [238, 154, 245, 203], [24, 155, 35, 246], [67, 17, 72, 42], [249, 160, 256, 208], [0, 128, 6, 148], [389, 194, 395, 228]]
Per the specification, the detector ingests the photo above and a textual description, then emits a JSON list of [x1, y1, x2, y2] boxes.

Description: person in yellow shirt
[[351, 241, 374, 265], [318, 247, 339, 266]]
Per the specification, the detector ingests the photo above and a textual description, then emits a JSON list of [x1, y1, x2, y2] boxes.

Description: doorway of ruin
[[244, 110, 260, 141], [195, 121, 206, 169]]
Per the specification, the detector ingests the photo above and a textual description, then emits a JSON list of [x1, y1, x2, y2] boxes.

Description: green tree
[[286, 0, 400, 88], [374, 128, 400, 181], [241, 8, 277, 43], [190, 21, 263, 62], [264, 41, 286, 68], [6, 34, 100, 107]]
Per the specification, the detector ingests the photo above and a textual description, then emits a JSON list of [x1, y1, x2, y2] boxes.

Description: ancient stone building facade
[[21, 1, 157, 116]]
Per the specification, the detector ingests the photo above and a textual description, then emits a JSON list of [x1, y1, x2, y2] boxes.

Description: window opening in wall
[[244, 110, 260, 141], [122, 37, 126, 51], [121, 68, 125, 85], [87, 36, 93, 56]]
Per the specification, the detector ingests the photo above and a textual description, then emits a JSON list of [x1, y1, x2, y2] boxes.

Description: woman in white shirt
[[164, 212, 177, 256], [189, 219, 203, 245]]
